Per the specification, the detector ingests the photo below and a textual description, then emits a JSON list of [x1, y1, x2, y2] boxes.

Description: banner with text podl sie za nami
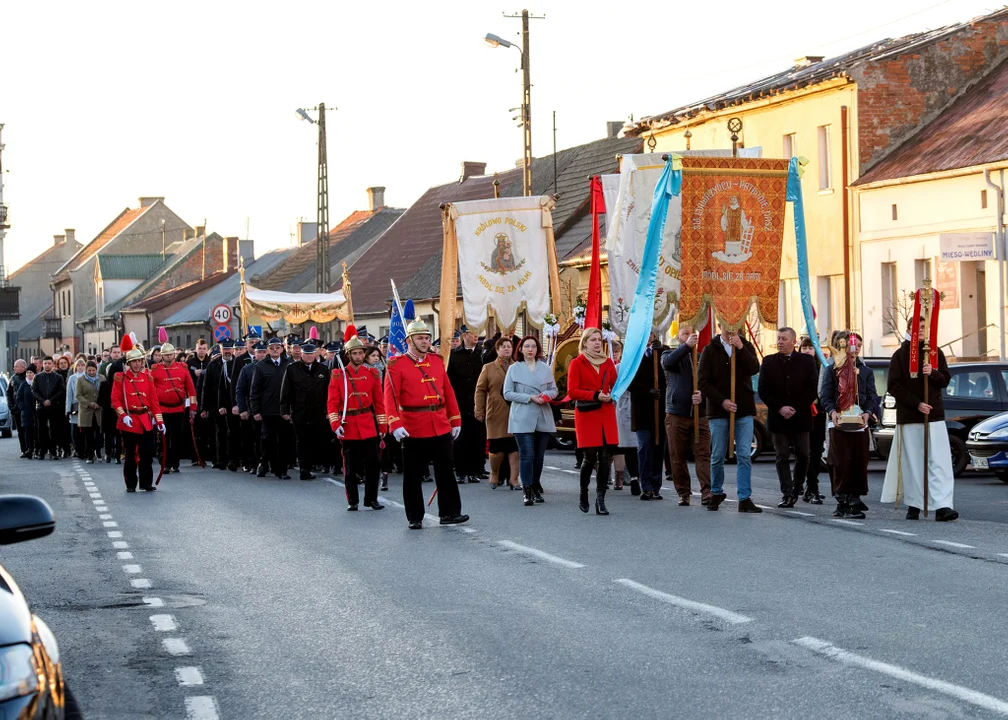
[[445, 195, 562, 334], [678, 156, 790, 332]]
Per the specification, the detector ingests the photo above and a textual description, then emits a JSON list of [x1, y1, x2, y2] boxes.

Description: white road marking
[[793, 636, 1008, 715], [831, 519, 863, 526], [786, 510, 815, 517], [99, 514, 114, 520], [150, 614, 179, 632], [103, 521, 118, 528], [95, 506, 109, 512], [998, 554, 1008, 559], [544, 465, 580, 475], [107, 531, 123, 538], [457, 527, 476, 534], [117, 551, 134, 560], [143, 597, 165, 608], [497, 540, 584, 568], [184, 696, 220, 720], [163, 637, 191, 656], [175, 666, 204, 687], [92, 498, 104, 504], [616, 578, 753, 625], [131, 578, 152, 589], [112, 541, 129, 549], [879, 528, 917, 537], [123, 564, 142, 574], [755, 504, 772, 510], [89, 493, 102, 499], [933, 540, 975, 550], [83, 481, 95, 486]]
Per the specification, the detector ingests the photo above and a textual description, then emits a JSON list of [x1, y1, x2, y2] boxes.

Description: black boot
[[523, 487, 535, 507], [595, 488, 609, 516], [847, 497, 866, 519], [579, 484, 590, 513], [906, 506, 920, 520], [832, 495, 848, 518], [380, 473, 389, 491], [629, 479, 641, 496]]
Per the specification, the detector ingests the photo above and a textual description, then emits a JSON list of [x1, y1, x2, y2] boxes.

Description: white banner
[[452, 195, 555, 331]]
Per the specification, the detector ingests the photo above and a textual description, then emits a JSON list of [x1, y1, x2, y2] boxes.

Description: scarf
[[578, 330, 608, 369], [83, 373, 101, 391]]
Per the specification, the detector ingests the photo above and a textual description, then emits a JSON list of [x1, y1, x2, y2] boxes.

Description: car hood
[[970, 411, 1008, 435], [0, 563, 33, 646]]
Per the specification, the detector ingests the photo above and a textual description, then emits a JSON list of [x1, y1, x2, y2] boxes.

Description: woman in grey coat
[[503, 335, 558, 506]]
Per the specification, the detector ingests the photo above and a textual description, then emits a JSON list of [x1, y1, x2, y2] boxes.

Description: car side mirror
[[0, 495, 56, 545]]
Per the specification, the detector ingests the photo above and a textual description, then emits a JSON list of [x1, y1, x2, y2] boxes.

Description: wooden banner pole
[[693, 346, 700, 443], [728, 350, 736, 459]]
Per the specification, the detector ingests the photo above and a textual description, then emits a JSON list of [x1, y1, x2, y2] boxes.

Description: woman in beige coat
[[76, 361, 103, 463], [475, 336, 520, 489]]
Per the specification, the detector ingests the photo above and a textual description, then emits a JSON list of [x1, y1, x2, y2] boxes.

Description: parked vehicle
[[873, 361, 1008, 477], [0, 495, 79, 719], [966, 411, 1008, 483], [0, 376, 9, 438]]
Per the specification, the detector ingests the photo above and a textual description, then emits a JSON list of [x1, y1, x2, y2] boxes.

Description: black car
[[0, 495, 78, 719], [874, 361, 1008, 477], [966, 411, 1008, 483]]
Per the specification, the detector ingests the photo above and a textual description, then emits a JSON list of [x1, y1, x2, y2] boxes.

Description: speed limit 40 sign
[[211, 304, 232, 324]]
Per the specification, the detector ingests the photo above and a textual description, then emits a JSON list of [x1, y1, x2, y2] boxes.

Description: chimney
[[138, 196, 165, 208], [607, 121, 623, 139], [64, 228, 76, 245], [460, 161, 487, 183], [297, 220, 318, 246], [183, 228, 195, 242], [53, 234, 66, 246], [794, 55, 824, 68], [195, 224, 206, 238], [367, 186, 386, 212], [223, 236, 240, 271]]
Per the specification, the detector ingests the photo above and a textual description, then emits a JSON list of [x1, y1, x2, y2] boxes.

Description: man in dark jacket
[[447, 325, 485, 483], [662, 323, 712, 505], [629, 334, 669, 500], [697, 323, 762, 513], [201, 340, 234, 469], [250, 337, 291, 479], [17, 367, 37, 458], [758, 327, 819, 508], [8, 359, 29, 457], [236, 342, 265, 472], [187, 338, 214, 467], [280, 341, 330, 480], [32, 356, 65, 460]]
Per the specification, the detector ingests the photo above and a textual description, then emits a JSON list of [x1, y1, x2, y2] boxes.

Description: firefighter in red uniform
[[328, 326, 386, 512], [112, 345, 164, 492], [150, 342, 197, 474], [384, 317, 469, 530]]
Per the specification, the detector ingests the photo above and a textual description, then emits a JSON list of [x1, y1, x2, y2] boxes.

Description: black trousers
[[104, 423, 121, 459], [259, 415, 293, 475], [240, 417, 261, 468], [805, 410, 827, 495], [192, 414, 213, 465], [13, 413, 26, 453], [580, 446, 612, 491], [294, 420, 324, 472], [23, 423, 36, 454], [213, 411, 230, 466], [402, 433, 462, 523], [80, 420, 100, 459], [343, 437, 381, 505], [382, 433, 402, 472], [453, 413, 486, 477], [36, 406, 59, 457], [122, 430, 156, 489], [163, 413, 185, 470], [772, 431, 811, 499], [225, 412, 242, 468]]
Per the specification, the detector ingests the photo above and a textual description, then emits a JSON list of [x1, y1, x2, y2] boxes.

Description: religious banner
[[442, 195, 562, 338], [679, 156, 791, 331], [241, 286, 350, 324]]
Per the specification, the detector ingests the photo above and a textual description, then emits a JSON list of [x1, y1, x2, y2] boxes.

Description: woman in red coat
[[567, 327, 619, 515]]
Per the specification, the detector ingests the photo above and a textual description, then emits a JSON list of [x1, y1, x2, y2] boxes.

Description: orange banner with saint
[[679, 157, 790, 331]]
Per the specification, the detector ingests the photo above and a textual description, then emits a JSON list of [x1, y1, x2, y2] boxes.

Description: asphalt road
[[2, 437, 1008, 719]]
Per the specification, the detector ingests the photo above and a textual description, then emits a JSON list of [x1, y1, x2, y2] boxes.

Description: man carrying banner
[[662, 323, 712, 505], [384, 317, 467, 530], [881, 310, 958, 521]]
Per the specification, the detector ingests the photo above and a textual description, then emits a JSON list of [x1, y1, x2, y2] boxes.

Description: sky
[[1, 0, 1001, 273]]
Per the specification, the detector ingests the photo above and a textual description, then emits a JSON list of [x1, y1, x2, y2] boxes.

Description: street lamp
[[484, 33, 512, 49]]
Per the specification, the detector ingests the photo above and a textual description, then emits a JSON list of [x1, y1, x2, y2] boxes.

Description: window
[[816, 276, 831, 337], [817, 125, 832, 190], [783, 133, 797, 159], [944, 371, 997, 402], [881, 262, 898, 335], [981, 189, 988, 209], [892, 204, 898, 221], [914, 258, 933, 289], [186, 334, 192, 349]]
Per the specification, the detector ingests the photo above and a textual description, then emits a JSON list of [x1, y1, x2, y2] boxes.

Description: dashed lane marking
[[933, 540, 976, 550], [107, 531, 123, 538], [122, 564, 142, 574], [322, 477, 406, 508], [793, 636, 1008, 716], [497, 540, 585, 569], [786, 510, 815, 517], [117, 551, 134, 560], [163, 638, 191, 656], [615, 578, 753, 625], [543, 465, 580, 475], [184, 696, 220, 720], [112, 541, 129, 549], [143, 597, 165, 608], [831, 519, 863, 526], [99, 514, 114, 520], [879, 529, 917, 537], [95, 506, 109, 512], [175, 667, 204, 687], [103, 521, 118, 528], [131, 578, 152, 589], [998, 554, 1008, 559], [150, 614, 179, 632]]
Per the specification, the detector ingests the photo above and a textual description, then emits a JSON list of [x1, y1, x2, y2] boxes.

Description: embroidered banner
[[679, 156, 790, 331]]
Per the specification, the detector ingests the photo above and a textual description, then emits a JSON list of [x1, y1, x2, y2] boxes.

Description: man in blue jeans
[[697, 322, 763, 513]]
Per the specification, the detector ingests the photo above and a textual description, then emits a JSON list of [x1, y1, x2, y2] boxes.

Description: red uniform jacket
[[384, 352, 461, 438], [327, 363, 386, 440], [112, 368, 164, 434], [150, 361, 197, 414], [567, 354, 619, 449]]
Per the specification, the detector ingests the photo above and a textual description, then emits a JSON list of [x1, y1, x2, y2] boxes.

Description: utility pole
[[0, 124, 7, 370], [316, 103, 330, 293], [502, 9, 543, 197]]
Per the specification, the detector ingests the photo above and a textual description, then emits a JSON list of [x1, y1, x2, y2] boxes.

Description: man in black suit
[[250, 337, 292, 479], [758, 327, 819, 508]]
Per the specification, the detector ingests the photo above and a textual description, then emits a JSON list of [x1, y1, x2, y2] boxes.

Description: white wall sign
[[939, 232, 995, 262]]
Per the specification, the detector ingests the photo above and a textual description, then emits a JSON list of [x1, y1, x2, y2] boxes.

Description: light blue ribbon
[[787, 157, 827, 366], [612, 158, 681, 400]]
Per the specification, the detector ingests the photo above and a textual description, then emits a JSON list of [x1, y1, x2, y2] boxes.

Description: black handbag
[[575, 399, 602, 412]]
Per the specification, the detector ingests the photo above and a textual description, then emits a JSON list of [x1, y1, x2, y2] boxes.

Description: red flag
[[696, 305, 716, 353], [585, 176, 604, 330]]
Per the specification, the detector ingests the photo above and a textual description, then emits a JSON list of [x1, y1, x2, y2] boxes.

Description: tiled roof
[[633, 9, 1008, 132], [120, 272, 234, 313], [52, 206, 148, 282], [394, 135, 642, 303], [96, 254, 167, 280], [854, 59, 1008, 185]]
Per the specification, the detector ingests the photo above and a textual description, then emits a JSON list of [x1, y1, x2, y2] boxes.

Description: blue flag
[[612, 158, 682, 400], [786, 157, 827, 366], [388, 298, 413, 357]]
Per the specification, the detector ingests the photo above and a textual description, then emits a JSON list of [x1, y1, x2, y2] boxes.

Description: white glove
[[451, 426, 461, 440], [392, 427, 409, 442], [122, 415, 133, 428], [158, 423, 166, 433], [184, 398, 191, 408], [335, 425, 345, 439]]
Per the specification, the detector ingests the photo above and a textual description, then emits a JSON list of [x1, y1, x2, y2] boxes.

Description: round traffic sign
[[211, 304, 232, 324], [213, 324, 231, 342]]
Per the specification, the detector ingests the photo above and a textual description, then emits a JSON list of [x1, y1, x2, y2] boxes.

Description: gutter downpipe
[[841, 105, 852, 330], [983, 168, 1006, 361]]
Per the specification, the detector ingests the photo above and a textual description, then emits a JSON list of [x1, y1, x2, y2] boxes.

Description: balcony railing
[[44, 316, 60, 339]]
